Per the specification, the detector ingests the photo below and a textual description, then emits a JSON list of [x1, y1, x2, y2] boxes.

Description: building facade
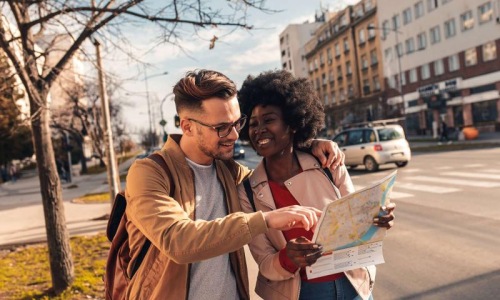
[[378, 0, 500, 135], [279, 15, 324, 78], [304, 0, 385, 136]]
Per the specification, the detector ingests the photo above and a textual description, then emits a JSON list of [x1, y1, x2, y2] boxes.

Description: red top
[[268, 179, 344, 283]]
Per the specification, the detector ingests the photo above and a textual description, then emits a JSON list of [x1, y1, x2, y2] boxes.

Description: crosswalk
[[353, 166, 500, 200]]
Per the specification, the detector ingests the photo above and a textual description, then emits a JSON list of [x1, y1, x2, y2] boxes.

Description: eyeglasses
[[188, 115, 247, 138]]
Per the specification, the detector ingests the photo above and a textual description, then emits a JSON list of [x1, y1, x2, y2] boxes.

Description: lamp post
[[367, 25, 405, 121], [159, 92, 174, 143], [140, 68, 168, 148]]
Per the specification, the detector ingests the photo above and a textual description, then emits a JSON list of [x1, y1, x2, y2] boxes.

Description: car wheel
[[396, 161, 408, 168], [364, 156, 379, 172]]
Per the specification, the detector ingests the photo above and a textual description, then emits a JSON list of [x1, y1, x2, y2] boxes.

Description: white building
[[378, 0, 500, 135], [279, 19, 324, 78]]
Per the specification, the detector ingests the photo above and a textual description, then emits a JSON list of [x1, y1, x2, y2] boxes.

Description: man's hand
[[310, 139, 345, 171], [373, 202, 396, 229], [286, 236, 323, 268], [263, 205, 322, 231]]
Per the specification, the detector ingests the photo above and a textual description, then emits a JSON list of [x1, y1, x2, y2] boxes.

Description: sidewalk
[[408, 131, 500, 151], [0, 157, 134, 248]]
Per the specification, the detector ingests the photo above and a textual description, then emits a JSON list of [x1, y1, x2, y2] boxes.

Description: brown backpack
[[104, 153, 171, 300]]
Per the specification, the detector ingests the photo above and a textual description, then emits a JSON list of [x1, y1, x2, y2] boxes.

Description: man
[[124, 69, 344, 299]]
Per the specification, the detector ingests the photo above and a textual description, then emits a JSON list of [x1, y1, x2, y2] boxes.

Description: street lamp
[[159, 92, 174, 143], [141, 68, 168, 148], [367, 25, 405, 121]]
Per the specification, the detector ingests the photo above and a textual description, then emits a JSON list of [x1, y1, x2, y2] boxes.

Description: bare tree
[[0, 0, 272, 294]]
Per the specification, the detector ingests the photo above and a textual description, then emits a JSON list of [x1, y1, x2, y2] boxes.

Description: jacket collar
[[250, 150, 324, 187], [161, 134, 191, 170]]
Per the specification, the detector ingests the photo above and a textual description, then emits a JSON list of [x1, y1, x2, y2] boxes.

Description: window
[[335, 43, 340, 57], [430, 26, 441, 44], [392, 14, 401, 30], [373, 76, 381, 90], [361, 55, 369, 69], [319, 53, 325, 65], [461, 11, 474, 31], [465, 47, 477, 66], [482, 41, 497, 61], [409, 68, 418, 83], [448, 54, 460, 71], [442, 0, 452, 4], [368, 23, 376, 39], [417, 32, 427, 50], [359, 29, 366, 44], [405, 38, 415, 54], [395, 43, 404, 57], [400, 72, 406, 86], [382, 20, 390, 39], [348, 85, 354, 98], [365, 0, 374, 11], [329, 70, 335, 83], [324, 94, 329, 105], [434, 59, 444, 75], [331, 92, 337, 104], [363, 79, 370, 94], [327, 48, 332, 61], [415, 1, 425, 19], [346, 61, 352, 75], [370, 49, 378, 65], [384, 48, 392, 60], [343, 37, 350, 52], [444, 19, 456, 38], [339, 88, 346, 101], [308, 62, 314, 72], [427, 0, 438, 12], [322, 73, 327, 85], [472, 100, 498, 123], [478, 2, 493, 24], [337, 66, 343, 78], [421, 64, 430, 79], [356, 4, 364, 17], [403, 8, 412, 25]]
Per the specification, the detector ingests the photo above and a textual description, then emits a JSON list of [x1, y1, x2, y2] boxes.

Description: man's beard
[[197, 132, 233, 161]]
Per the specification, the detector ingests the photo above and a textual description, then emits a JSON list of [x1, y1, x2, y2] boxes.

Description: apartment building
[[378, 0, 500, 135], [304, 0, 385, 135], [279, 13, 325, 78]]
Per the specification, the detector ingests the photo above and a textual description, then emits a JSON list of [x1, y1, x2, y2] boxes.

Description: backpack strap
[[129, 152, 172, 277], [243, 178, 256, 212]]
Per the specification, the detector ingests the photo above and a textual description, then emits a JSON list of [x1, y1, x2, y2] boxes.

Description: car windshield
[[377, 127, 404, 141]]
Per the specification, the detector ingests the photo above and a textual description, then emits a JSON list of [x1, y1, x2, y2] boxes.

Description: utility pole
[[94, 38, 121, 203]]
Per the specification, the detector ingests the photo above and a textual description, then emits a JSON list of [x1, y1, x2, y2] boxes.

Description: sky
[[103, 0, 359, 142]]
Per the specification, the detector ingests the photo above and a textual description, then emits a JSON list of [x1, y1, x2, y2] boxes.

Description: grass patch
[[0, 234, 109, 299], [72, 192, 111, 204]]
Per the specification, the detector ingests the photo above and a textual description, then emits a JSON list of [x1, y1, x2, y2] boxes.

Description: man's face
[[187, 96, 243, 163]]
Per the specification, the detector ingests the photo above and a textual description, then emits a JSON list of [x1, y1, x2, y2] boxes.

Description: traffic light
[[174, 115, 180, 128]]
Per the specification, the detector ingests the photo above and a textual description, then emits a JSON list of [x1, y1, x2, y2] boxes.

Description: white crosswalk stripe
[[435, 166, 453, 170], [463, 164, 485, 168], [483, 169, 500, 174], [407, 176, 500, 188], [354, 185, 413, 199], [441, 172, 500, 180], [395, 182, 460, 194]]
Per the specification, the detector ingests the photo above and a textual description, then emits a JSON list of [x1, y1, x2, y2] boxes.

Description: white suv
[[332, 124, 411, 172]]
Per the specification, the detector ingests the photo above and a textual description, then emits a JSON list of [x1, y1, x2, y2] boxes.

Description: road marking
[[441, 172, 500, 180], [407, 176, 500, 188], [483, 169, 500, 174], [401, 169, 420, 173], [353, 185, 413, 199], [435, 166, 453, 170], [395, 182, 460, 194], [463, 164, 484, 168]]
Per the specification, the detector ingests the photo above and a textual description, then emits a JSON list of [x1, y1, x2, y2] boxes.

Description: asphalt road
[[237, 146, 500, 299]]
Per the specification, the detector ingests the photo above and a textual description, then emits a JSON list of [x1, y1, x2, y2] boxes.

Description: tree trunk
[[30, 91, 74, 293]]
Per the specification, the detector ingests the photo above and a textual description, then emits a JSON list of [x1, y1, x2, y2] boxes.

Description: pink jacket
[[238, 151, 376, 300]]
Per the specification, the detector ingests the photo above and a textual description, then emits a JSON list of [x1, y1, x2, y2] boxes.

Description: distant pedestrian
[[440, 120, 449, 142], [0, 166, 7, 183], [8, 164, 17, 183]]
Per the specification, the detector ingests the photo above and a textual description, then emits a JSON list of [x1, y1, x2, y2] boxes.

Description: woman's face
[[248, 104, 293, 157]]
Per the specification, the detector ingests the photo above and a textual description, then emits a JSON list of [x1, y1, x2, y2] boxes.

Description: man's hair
[[238, 69, 325, 148], [173, 69, 237, 114]]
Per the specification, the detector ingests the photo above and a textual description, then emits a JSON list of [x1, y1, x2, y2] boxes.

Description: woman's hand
[[373, 202, 396, 229], [286, 236, 323, 268], [310, 139, 345, 171]]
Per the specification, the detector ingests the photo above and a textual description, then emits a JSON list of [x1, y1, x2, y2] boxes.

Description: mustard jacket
[[238, 151, 376, 300], [125, 135, 268, 299]]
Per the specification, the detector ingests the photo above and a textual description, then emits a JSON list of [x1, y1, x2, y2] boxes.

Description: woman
[[237, 70, 395, 300]]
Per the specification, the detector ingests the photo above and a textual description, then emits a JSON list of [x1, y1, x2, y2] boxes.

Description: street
[[237, 146, 500, 299]]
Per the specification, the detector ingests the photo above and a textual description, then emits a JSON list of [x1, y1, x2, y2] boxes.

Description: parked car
[[332, 124, 411, 172], [233, 140, 245, 159]]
